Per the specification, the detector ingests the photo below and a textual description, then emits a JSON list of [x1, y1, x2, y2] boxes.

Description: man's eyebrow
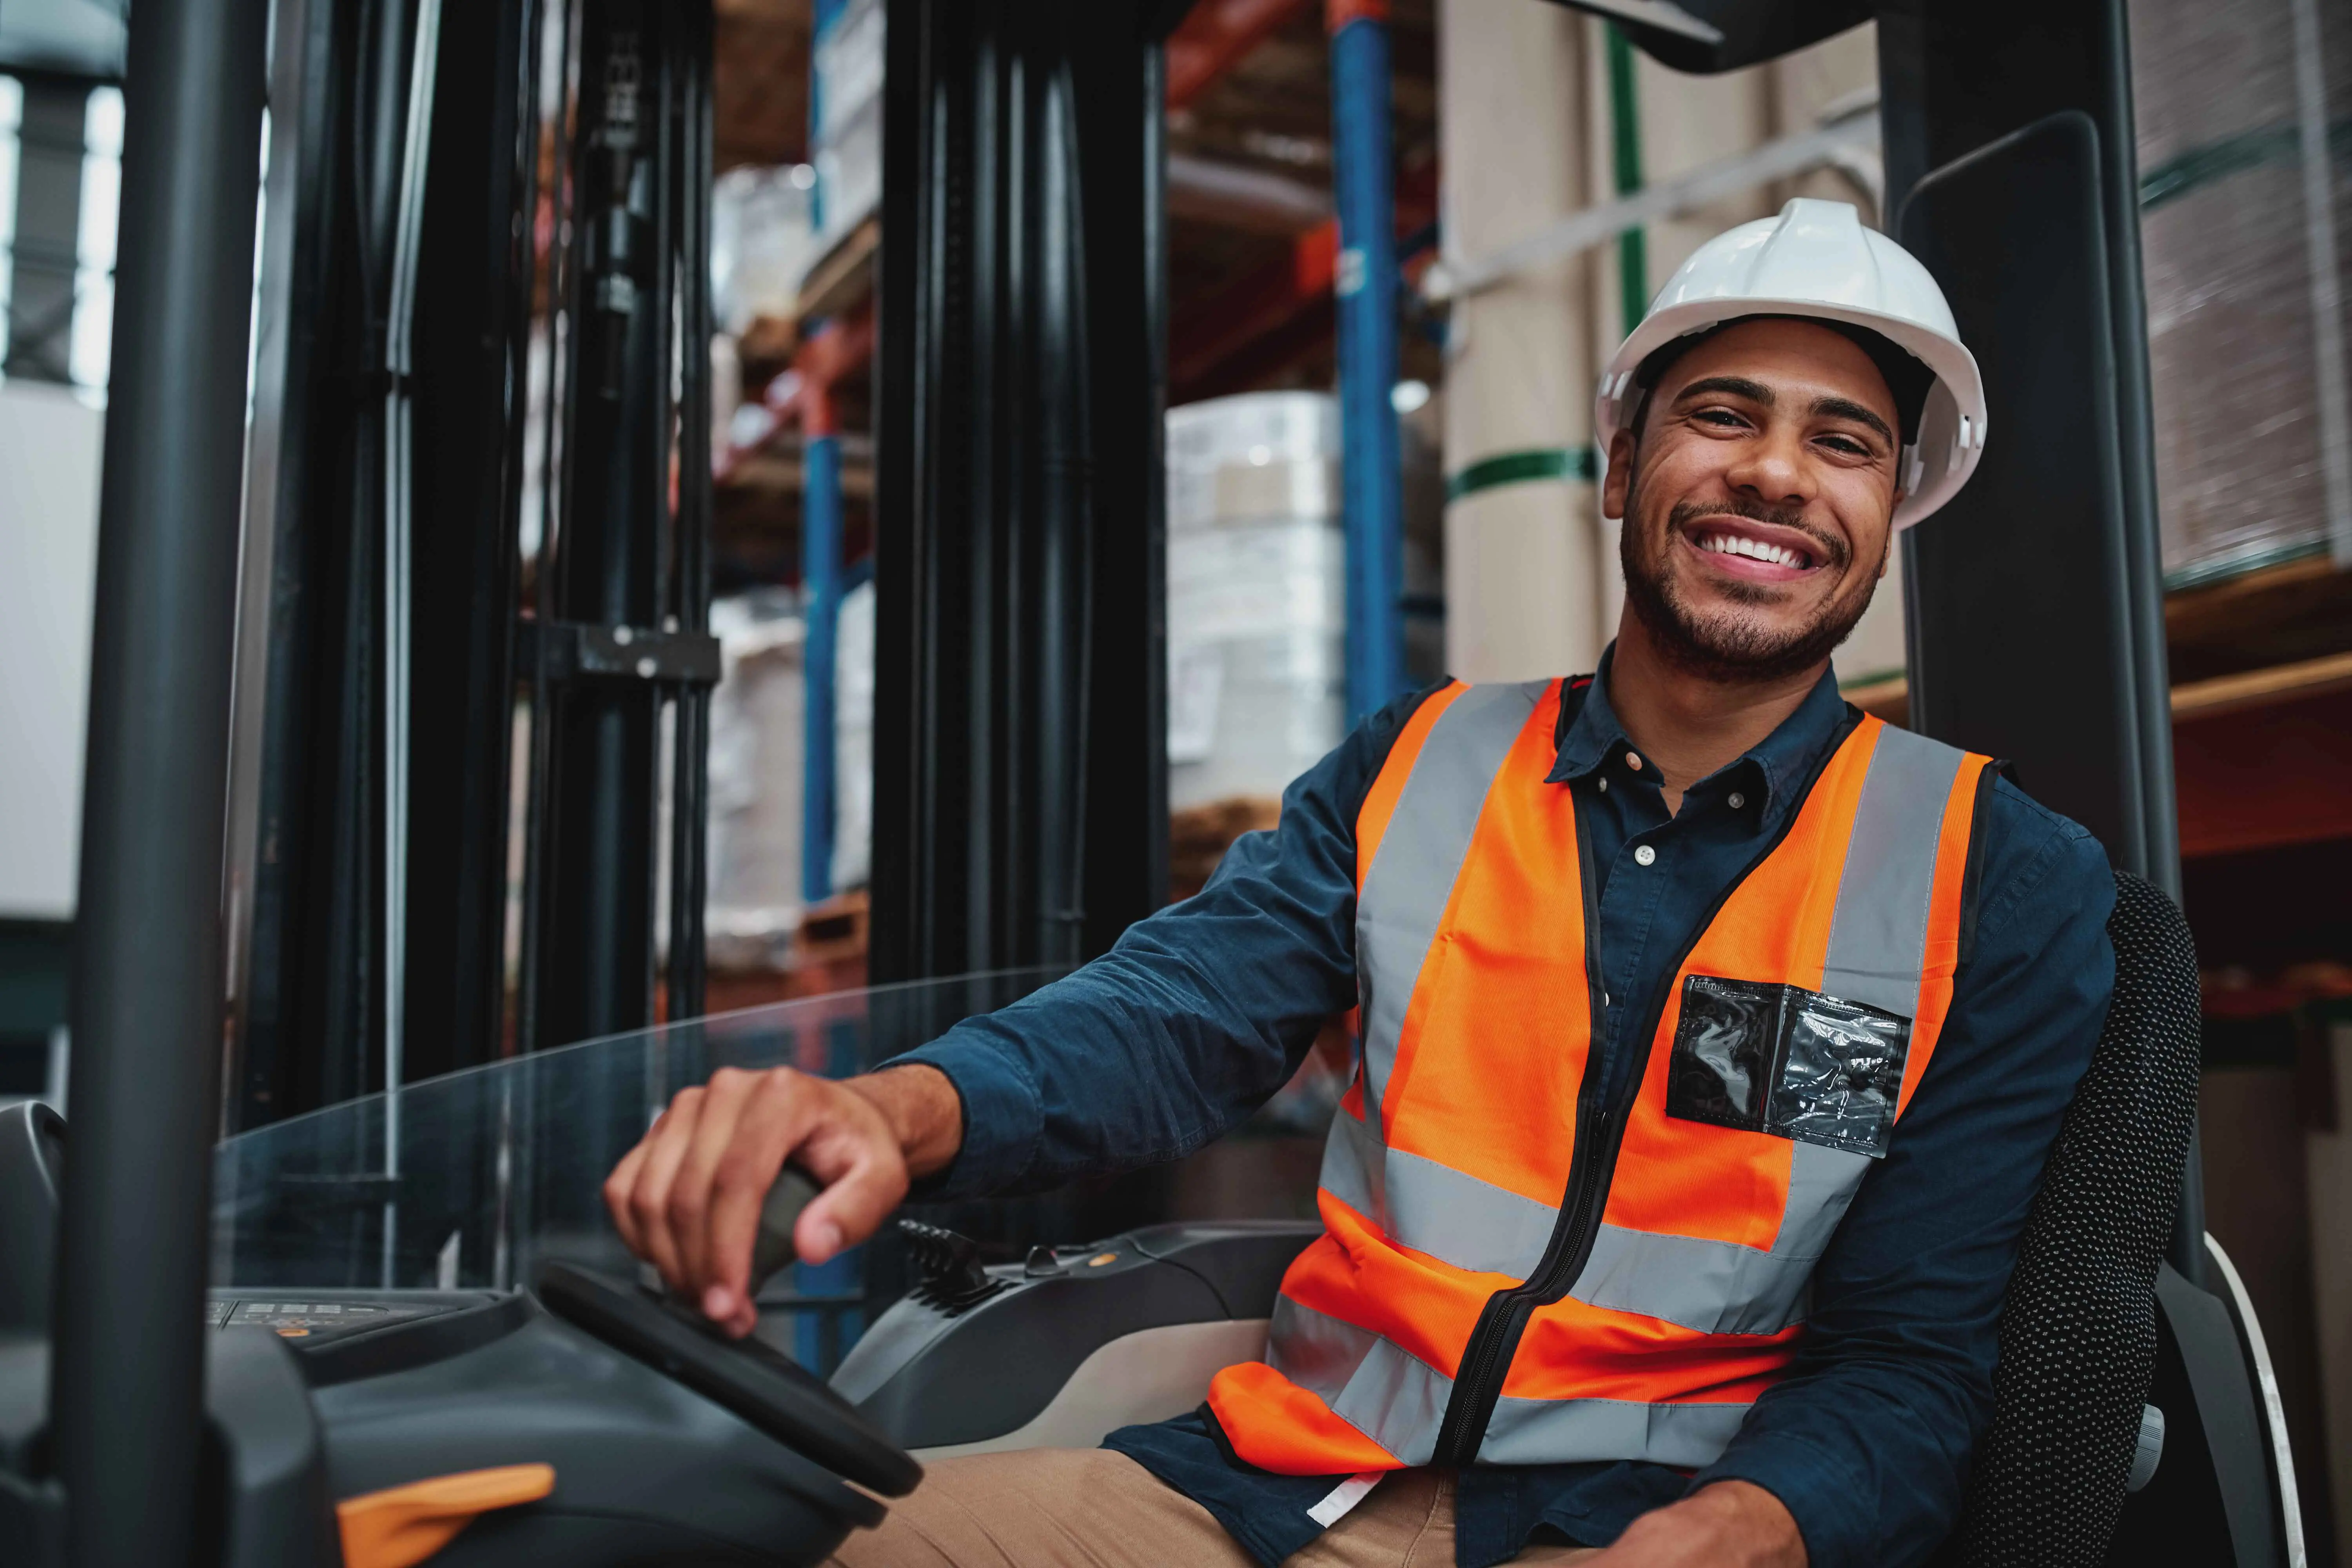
[[1809, 394, 1896, 448], [1672, 375, 1775, 407]]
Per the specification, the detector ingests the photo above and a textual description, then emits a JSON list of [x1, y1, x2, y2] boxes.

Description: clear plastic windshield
[[210, 969, 1067, 1310]]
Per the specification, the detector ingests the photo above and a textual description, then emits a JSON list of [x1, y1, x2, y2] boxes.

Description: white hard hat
[[1594, 197, 1987, 530]]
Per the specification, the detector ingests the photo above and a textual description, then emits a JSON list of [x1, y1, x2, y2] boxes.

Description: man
[[604, 200, 2114, 1568]]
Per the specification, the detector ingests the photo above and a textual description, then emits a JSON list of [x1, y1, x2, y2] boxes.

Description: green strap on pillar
[[1447, 31, 1638, 513], [1446, 446, 1599, 503], [1605, 23, 1647, 336]]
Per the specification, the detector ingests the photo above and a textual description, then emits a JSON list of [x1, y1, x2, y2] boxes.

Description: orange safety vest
[[1207, 676, 1994, 1475]]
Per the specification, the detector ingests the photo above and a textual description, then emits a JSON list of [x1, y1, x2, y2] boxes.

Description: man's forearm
[[1597, 1482, 1806, 1567], [849, 1064, 964, 1179]]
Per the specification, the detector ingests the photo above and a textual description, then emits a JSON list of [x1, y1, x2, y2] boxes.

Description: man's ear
[[1602, 428, 1639, 521]]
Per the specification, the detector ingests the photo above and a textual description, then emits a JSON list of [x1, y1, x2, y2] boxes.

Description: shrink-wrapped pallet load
[[2133, 0, 2352, 585]]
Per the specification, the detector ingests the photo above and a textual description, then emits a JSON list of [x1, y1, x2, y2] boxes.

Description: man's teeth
[[1699, 532, 1806, 568]]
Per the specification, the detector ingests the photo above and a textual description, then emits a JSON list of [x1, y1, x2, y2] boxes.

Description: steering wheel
[[536, 1170, 922, 1499]]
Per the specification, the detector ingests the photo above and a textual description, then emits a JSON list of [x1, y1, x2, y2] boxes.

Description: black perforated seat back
[[1944, 871, 2202, 1566]]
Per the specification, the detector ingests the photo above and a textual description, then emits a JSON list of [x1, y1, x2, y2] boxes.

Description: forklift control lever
[[749, 1165, 826, 1295]]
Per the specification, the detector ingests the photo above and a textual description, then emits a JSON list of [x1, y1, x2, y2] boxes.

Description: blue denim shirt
[[895, 653, 2115, 1568]]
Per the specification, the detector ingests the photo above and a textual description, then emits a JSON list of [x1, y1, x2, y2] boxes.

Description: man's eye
[[1818, 435, 1869, 456], [1694, 409, 1745, 428]]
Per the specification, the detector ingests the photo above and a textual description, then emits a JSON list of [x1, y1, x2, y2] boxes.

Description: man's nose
[[1724, 427, 1811, 506]]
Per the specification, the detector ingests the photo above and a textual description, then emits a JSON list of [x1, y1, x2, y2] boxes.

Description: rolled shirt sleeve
[[1691, 782, 2117, 1568]]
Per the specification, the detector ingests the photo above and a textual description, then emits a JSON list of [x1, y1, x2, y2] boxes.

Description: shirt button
[[1625, 752, 1643, 771], [1634, 844, 1657, 867], [1597, 776, 1609, 793], [1728, 791, 1746, 809]]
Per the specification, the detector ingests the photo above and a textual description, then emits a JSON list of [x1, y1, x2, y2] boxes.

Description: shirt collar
[[1546, 644, 1853, 818]]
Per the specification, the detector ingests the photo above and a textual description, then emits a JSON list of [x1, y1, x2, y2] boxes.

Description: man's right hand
[[602, 1062, 964, 1338]]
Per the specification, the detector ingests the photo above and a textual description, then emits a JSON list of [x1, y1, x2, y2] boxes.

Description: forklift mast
[[222, 0, 719, 1135]]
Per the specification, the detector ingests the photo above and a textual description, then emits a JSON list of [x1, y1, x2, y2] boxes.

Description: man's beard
[[1618, 478, 1882, 686]]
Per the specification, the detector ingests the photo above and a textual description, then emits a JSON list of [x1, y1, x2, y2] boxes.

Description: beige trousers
[[826, 1448, 1602, 1568]]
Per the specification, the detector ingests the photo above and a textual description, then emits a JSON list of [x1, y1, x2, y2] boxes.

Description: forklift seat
[[1938, 870, 2202, 1566], [840, 871, 2296, 1565]]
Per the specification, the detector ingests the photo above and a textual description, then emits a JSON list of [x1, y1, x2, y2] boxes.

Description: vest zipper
[[1429, 1089, 1630, 1465], [1426, 715, 1860, 1467], [1430, 802, 1621, 1465]]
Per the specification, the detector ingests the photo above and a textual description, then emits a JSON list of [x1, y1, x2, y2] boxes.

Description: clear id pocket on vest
[[1664, 975, 1912, 1158]]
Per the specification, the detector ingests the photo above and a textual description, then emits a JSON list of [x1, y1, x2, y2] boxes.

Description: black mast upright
[[50, 0, 269, 1559], [534, 0, 668, 1047], [869, 0, 1174, 984], [521, 0, 720, 1056]]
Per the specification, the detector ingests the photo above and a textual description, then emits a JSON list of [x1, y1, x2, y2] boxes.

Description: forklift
[[0, 0, 2311, 1563]]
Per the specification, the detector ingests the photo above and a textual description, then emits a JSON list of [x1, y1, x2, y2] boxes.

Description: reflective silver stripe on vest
[[1355, 680, 1546, 1137], [1480, 1393, 1754, 1468], [1318, 1106, 1557, 1280], [1772, 1139, 1876, 1258], [1266, 1295, 1453, 1466], [1265, 1292, 1381, 1406], [1570, 1222, 1817, 1335], [1820, 723, 1967, 1017], [1269, 1297, 1755, 1470]]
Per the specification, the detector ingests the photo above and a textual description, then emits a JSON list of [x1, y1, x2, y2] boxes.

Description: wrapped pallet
[[831, 577, 876, 894], [704, 591, 805, 973], [1166, 394, 1345, 836], [1165, 391, 1446, 897], [710, 165, 820, 335], [811, 0, 885, 248], [2132, 0, 2352, 584]]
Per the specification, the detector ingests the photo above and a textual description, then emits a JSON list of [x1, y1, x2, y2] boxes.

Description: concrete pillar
[[1636, 59, 1775, 289], [1438, 0, 1601, 682]]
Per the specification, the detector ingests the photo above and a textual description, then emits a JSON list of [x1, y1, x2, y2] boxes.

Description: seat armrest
[[827, 1221, 1318, 1455]]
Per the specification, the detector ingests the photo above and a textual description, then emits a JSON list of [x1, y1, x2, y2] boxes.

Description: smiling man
[[606, 200, 2116, 1568]]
